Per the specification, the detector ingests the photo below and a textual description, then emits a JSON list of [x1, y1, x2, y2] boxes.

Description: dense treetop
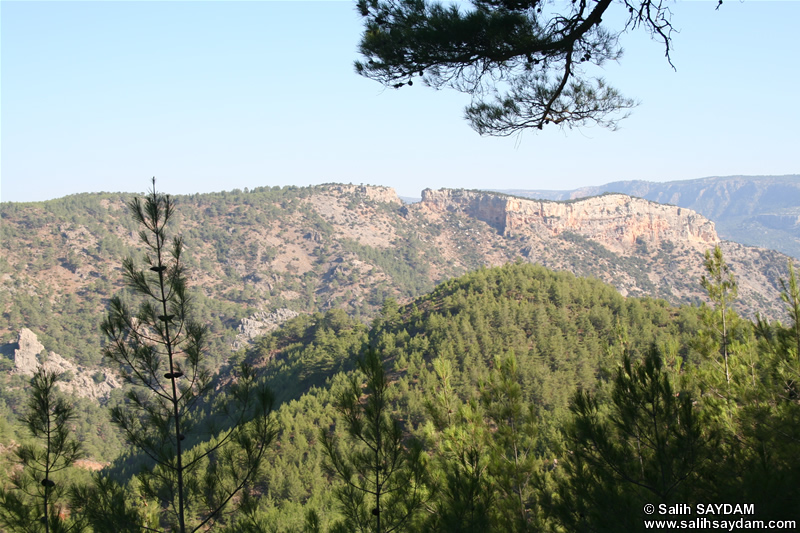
[[2, 251, 799, 530]]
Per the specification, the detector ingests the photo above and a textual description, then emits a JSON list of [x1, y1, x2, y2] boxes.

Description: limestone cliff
[[495, 175, 800, 260], [13, 328, 44, 376], [420, 189, 719, 253], [13, 328, 121, 401]]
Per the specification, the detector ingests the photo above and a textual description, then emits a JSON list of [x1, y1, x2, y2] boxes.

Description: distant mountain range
[[493, 175, 800, 259]]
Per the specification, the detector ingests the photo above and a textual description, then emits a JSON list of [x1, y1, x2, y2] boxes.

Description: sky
[[1, 0, 798, 203]]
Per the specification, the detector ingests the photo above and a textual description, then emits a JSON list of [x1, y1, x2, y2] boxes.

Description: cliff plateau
[[495, 175, 800, 259], [420, 189, 718, 253]]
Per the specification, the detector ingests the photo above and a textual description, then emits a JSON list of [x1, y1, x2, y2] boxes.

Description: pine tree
[[355, 0, 679, 135], [481, 351, 540, 531], [480, 351, 541, 532], [422, 357, 492, 533], [100, 179, 276, 532], [68, 475, 140, 533], [547, 346, 708, 532], [757, 260, 800, 384], [0, 368, 84, 533], [699, 245, 740, 385], [742, 260, 800, 519], [694, 245, 755, 448], [321, 347, 429, 533]]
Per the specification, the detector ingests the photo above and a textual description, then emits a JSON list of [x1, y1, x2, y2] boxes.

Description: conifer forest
[[1, 180, 798, 532]]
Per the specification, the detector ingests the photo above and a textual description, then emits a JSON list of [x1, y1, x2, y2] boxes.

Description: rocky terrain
[[12, 328, 120, 400], [233, 307, 300, 349], [496, 175, 800, 259], [421, 189, 718, 248], [417, 188, 789, 316], [1, 183, 797, 386], [2, 182, 797, 528]]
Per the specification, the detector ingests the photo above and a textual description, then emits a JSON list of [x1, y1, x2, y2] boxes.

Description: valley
[[0, 182, 798, 531]]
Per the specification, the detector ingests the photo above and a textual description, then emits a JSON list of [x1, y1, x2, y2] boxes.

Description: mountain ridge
[[493, 174, 800, 258], [1, 183, 795, 375], [420, 188, 718, 251], [1, 182, 797, 482]]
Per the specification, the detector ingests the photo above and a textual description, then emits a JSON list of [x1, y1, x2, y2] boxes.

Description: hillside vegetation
[[1, 178, 799, 530], [1, 184, 799, 530], [1, 184, 794, 371], [0, 184, 795, 469], [230, 262, 702, 530], [4, 257, 797, 531]]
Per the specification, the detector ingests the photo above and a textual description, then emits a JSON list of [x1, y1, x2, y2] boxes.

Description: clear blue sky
[[1, 0, 798, 203]]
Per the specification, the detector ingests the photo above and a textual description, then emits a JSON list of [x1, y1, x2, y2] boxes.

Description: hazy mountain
[[494, 175, 800, 259]]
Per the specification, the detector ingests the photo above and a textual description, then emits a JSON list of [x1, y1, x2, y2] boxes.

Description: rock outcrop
[[495, 175, 800, 260], [233, 308, 300, 349], [421, 189, 509, 233], [13, 328, 44, 376], [13, 328, 121, 401], [420, 189, 719, 253], [328, 184, 401, 205]]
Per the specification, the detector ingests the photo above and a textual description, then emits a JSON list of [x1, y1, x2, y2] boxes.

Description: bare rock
[[13, 328, 121, 401], [304, 231, 323, 243], [13, 328, 43, 376], [420, 189, 719, 253], [329, 184, 401, 205], [233, 308, 300, 349], [504, 194, 719, 251], [361, 185, 402, 205], [421, 189, 508, 233], [40, 352, 122, 401]]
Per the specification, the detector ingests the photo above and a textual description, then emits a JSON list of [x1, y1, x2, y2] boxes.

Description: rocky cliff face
[[421, 189, 719, 253], [421, 189, 509, 233], [233, 308, 300, 349], [495, 175, 800, 259], [13, 328, 121, 401]]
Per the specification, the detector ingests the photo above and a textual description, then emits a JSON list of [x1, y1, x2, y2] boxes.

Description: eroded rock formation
[[420, 189, 719, 253], [233, 308, 300, 349], [13, 328, 44, 376], [13, 328, 121, 401], [329, 184, 401, 205]]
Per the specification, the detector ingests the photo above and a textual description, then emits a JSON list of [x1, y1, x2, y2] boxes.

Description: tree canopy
[[355, 0, 681, 135]]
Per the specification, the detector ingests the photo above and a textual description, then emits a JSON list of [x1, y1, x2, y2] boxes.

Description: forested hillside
[[226, 262, 702, 530], [4, 256, 797, 531], [1, 184, 794, 369], [1, 184, 796, 475]]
